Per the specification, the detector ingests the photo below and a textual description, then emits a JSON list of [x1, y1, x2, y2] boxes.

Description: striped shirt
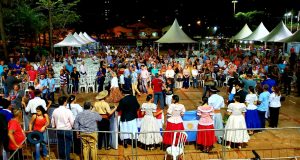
[[60, 74, 67, 86]]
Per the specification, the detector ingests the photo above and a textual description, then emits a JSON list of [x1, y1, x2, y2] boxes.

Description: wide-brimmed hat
[[96, 90, 108, 99]]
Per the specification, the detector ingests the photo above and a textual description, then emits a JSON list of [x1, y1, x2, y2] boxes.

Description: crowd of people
[[0, 44, 299, 159]]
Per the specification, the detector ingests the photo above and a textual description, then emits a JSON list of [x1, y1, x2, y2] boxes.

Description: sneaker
[[226, 146, 231, 149]]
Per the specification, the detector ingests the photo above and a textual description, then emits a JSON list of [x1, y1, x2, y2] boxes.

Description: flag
[[182, 110, 199, 142]]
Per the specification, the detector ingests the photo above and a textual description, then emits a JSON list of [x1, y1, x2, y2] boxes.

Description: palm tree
[[0, 0, 14, 60]]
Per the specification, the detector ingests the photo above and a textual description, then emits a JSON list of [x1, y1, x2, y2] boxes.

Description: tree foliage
[[234, 10, 264, 22]]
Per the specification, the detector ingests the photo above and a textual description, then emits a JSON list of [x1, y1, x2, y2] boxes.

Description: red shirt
[[33, 115, 47, 132], [8, 119, 26, 150], [151, 78, 163, 93], [28, 70, 38, 81]]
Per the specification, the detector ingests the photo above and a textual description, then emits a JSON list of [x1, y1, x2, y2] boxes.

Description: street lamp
[[232, 0, 238, 15]]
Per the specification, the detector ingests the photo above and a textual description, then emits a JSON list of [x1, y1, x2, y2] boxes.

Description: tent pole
[[158, 43, 160, 56]]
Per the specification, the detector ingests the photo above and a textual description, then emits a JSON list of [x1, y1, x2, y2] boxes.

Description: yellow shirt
[[93, 100, 111, 115]]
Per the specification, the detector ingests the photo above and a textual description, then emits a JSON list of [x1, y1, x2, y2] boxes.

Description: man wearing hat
[[208, 86, 225, 143], [93, 90, 117, 150], [74, 102, 102, 160]]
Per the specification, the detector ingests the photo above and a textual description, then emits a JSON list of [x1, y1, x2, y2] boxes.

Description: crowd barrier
[[7, 127, 300, 160]]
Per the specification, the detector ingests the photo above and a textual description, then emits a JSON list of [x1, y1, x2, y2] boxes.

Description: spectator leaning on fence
[[74, 101, 102, 160]]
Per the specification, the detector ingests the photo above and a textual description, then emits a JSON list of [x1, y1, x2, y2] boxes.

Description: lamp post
[[232, 0, 238, 15]]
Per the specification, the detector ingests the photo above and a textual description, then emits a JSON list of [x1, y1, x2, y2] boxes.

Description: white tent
[[73, 32, 89, 44], [155, 19, 197, 43], [242, 22, 270, 41], [83, 32, 96, 43], [54, 33, 82, 47], [278, 30, 300, 43], [259, 21, 292, 42], [231, 24, 252, 40], [79, 32, 93, 43]]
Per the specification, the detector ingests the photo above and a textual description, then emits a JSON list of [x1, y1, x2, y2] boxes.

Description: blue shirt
[[257, 91, 270, 112], [0, 65, 3, 75], [40, 78, 48, 94], [65, 64, 74, 73], [48, 78, 56, 92], [0, 109, 13, 122], [261, 78, 276, 93], [131, 71, 139, 84], [124, 69, 131, 78], [278, 64, 286, 74]]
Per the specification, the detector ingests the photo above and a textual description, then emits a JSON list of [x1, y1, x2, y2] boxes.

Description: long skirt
[[245, 109, 261, 129], [120, 119, 138, 140], [138, 115, 162, 145], [213, 113, 224, 139], [196, 124, 217, 147], [163, 122, 184, 145], [225, 115, 250, 143], [106, 87, 123, 103]]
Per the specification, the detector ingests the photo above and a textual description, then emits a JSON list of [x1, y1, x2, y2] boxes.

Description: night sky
[[77, 0, 300, 36]]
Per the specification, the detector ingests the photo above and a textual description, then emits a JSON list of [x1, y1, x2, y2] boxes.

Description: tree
[[235, 10, 264, 23], [0, 0, 15, 59], [37, 0, 80, 55]]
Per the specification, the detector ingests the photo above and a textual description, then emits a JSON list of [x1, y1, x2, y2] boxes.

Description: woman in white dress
[[138, 94, 163, 150], [225, 95, 250, 149]]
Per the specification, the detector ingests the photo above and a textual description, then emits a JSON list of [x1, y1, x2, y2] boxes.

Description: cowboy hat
[[96, 90, 108, 99]]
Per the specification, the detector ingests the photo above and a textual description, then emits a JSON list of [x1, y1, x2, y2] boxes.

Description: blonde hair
[[12, 108, 22, 117]]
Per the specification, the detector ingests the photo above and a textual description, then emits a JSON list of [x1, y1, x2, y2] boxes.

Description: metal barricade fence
[[8, 127, 300, 160]]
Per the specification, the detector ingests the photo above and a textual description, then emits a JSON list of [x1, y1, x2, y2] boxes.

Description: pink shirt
[[197, 105, 214, 126], [167, 103, 185, 124], [51, 106, 74, 130], [140, 69, 149, 79]]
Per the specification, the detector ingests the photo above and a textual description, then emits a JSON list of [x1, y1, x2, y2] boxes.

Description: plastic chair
[[164, 132, 188, 160], [79, 78, 87, 93]]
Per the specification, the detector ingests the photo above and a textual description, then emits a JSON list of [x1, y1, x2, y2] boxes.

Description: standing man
[[257, 84, 270, 130], [74, 102, 102, 160], [208, 87, 225, 143], [51, 96, 74, 160], [131, 66, 141, 96], [151, 73, 164, 109]]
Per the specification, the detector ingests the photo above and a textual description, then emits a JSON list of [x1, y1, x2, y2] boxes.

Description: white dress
[[138, 103, 162, 145], [225, 103, 250, 143]]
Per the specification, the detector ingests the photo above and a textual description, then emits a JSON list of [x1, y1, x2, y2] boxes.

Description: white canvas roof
[[259, 21, 292, 42], [83, 32, 96, 43], [278, 30, 300, 43], [79, 32, 93, 43], [54, 33, 82, 47], [243, 22, 269, 41], [156, 19, 197, 43], [73, 32, 89, 44], [231, 24, 252, 40]]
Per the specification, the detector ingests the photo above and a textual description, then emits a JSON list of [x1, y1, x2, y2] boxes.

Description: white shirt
[[111, 77, 119, 88], [67, 103, 83, 118], [218, 59, 225, 67], [192, 69, 198, 78], [140, 69, 149, 79], [80, 64, 86, 73], [208, 94, 225, 110], [165, 69, 175, 78], [51, 105, 74, 130], [25, 97, 47, 114], [119, 74, 125, 84], [245, 93, 258, 110], [269, 93, 281, 108]]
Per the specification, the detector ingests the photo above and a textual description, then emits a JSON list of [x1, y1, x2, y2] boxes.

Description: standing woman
[[8, 109, 26, 160], [67, 95, 83, 118], [106, 72, 123, 103], [163, 95, 186, 147], [70, 67, 80, 94], [269, 86, 281, 128], [224, 95, 250, 149], [245, 86, 261, 135], [196, 97, 217, 153], [182, 65, 190, 89], [29, 106, 50, 160], [138, 94, 163, 150]]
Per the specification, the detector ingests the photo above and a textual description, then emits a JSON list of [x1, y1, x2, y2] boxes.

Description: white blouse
[[111, 77, 119, 88], [167, 103, 185, 124], [245, 93, 258, 110], [269, 93, 281, 108]]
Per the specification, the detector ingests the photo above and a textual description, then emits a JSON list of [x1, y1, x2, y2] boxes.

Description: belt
[[214, 110, 221, 113]]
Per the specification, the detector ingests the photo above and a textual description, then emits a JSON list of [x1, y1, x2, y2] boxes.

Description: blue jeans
[[154, 92, 164, 109], [3, 85, 8, 97], [192, 77, 198, 88], [72, 81, 79, 93], [124, 78, 131, 90], [35, 132, 48, 160], [57, 130, 72, 160]]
